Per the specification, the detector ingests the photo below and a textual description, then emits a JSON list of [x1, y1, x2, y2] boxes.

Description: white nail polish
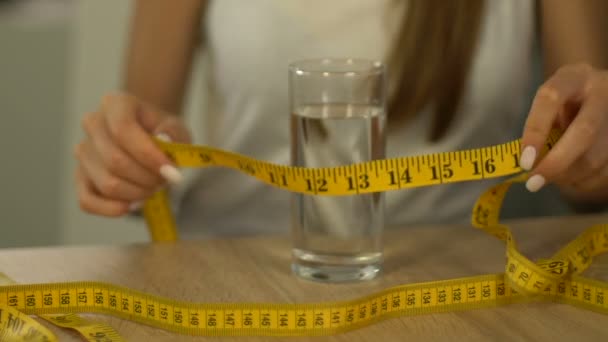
[[129, 201, 143, 212], [155, 133, 172, 142], [520, 146, 536, 171], [155, 133, 182, 184], [526, 174, 545, 192], [160, 165, 183, 185]]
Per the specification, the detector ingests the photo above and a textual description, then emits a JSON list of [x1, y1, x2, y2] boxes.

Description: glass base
[[291, 249, 382, 283]]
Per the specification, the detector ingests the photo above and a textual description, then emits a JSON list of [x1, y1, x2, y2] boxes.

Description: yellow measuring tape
[[2, 129, 608, 340]]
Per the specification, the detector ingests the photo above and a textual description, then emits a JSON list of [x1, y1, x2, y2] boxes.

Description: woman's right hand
[[74, 93, 191, 217]]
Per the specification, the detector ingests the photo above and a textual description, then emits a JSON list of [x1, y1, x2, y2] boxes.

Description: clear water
[[290, 104, 386, 282]]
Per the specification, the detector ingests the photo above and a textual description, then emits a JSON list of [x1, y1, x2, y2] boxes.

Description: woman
[[74, 0, 608, 236]]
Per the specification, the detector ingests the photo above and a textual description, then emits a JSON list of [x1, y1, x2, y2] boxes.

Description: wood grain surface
[[1, 214, 608, 341]]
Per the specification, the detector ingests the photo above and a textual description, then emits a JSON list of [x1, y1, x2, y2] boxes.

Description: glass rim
[[288, 58, 384, 76]]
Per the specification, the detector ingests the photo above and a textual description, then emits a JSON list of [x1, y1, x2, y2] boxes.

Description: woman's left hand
[[521, 63, 608, 205]]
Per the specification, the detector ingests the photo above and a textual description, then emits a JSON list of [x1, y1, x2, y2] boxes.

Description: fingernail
[[520, 146, 536, 171], [155, 133, 172, 142], [129, 201, 143, 212], [526, 174, 545, 192], [155, 133, 182, 184], [160, 164, 183, 185]]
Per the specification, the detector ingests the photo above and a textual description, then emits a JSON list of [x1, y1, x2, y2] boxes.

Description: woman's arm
[[540, 0, 608, 76], [123, 0, 208, 114], [74, 1, 207, 216], [519, 0, 608, 210]]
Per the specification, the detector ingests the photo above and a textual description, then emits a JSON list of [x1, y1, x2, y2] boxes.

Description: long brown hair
[[387, 0, 486, 141]]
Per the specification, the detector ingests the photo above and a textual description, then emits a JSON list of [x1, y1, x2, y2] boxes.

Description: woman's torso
[[174, 0, 536, 236]]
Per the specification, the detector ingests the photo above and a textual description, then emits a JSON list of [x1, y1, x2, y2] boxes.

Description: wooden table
[[1, 214, 608, 341]]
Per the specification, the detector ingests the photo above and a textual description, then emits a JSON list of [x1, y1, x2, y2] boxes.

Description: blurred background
[[1, 0, 208, 247], [0, 0, 571, 248]]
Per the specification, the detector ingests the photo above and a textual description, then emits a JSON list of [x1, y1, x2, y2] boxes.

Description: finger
[[154, 116, 192, 144], [101, 93, 183, 184], [526, 86, 607, 192], [561, 163, 608, 197], [76, 140, 154, 201], [554, 128, 608, 187], [81, 111, 164, 188], [76, 166, 129, 217], [520, 64, 592, 171]]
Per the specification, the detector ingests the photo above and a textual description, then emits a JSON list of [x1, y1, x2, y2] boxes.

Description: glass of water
[[289, 58, 387, 282]]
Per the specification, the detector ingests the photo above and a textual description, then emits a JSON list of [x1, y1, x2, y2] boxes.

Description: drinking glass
[[289, 58, 387, 282]]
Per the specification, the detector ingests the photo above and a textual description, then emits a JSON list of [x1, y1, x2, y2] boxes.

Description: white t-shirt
[[174, 0, 536, 237]]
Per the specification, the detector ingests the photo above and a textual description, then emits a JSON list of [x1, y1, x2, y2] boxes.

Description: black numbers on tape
[[571, 284, 579, 298], [584, 288, 591, 301], [392, 294, 401, 308], [331, 312, 340, 325], [160, 307, 169, 320], [306, 179, 328, 192], [208, 313, 217, 327], [597, 291, 604, 305], [147, 304, 156, 317], [359, 305, 367, 319], [388, 169, 412, 185], [61, 293, 70, 305], [472, 159, 496, 176], [518, 272, 530, 282], [453, 288, 462, 302], [134, 301, 142, 314], [346, 309, 355, 323], [5, 313, 25, 334], [243, 312, 253, 326], [547, 260, 565, 275], [262, 313, 271, 327], [371, 302, 378, 316], [226, 313, 235, 326], [7, 295, 20, 308], [381, 298, 388, 312], [26, 295, 35, 307], [95, 292, 104, 305], [109, 295, 117, 308], [190, 312, 200, 326], [280, 313, 289, 327], [347, 174, 370, 191], [121, 298, 129, 311], [438, 290, 447, 303], [43, 294, 53, 306], [407, 293, 416, 306], [444, 163, 454, 179], [78, 292, 88, 304], [269, 172, 288, 186], [297, 313, 306, 327], [497, 283, 506, 296], [422, 291, 431, 305], [467, 286, 477, 299], [482, 285, 491, 298], [315, 312, 324, 326], [174, 311, 183, 324]]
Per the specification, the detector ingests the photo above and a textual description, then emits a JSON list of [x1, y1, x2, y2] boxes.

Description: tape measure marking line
[[154, 136, 562, 197], [7, 129, 608, 338], [1, 276, 605, 337]]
